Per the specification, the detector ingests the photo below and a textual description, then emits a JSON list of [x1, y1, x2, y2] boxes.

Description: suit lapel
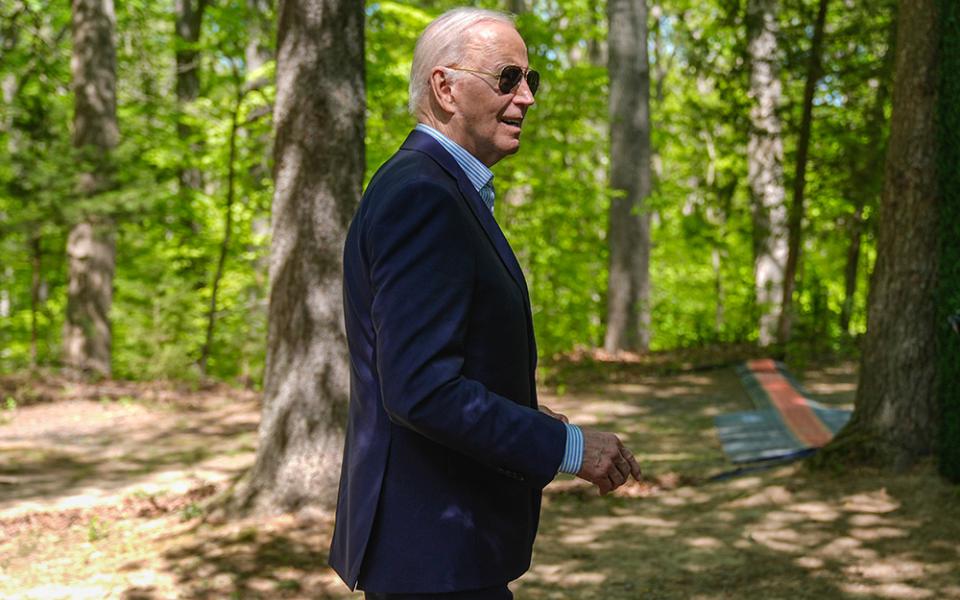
[[401, 131, 532, 307]]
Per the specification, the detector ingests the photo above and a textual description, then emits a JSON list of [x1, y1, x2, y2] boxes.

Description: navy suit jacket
[[329, 130, 567, 593]]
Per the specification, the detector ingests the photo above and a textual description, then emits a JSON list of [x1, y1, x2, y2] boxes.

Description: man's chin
[[500, 140, 521, 155]]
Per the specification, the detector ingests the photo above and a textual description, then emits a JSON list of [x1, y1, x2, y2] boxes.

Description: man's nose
[[514, 77, 535, 106]]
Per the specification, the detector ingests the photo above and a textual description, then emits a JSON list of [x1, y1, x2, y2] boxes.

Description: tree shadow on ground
[[521, 466, 960, 599], [0, 395, 258, 512], [5, 363, 956, 599], [521, 362, 958, 599], [121, 517, 351, 599]]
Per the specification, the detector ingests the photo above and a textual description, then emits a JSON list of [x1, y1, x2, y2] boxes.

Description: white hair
[[408, 8, 515, 116]]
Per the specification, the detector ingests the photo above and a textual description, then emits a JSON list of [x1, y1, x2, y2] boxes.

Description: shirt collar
[[414, 123, 494, 193]]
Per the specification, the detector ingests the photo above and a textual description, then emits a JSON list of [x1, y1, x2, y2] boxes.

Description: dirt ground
[[1, 364, 958, 599]]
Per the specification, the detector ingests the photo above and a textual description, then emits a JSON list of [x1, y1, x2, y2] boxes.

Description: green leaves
[[0, 0, 894, 378]]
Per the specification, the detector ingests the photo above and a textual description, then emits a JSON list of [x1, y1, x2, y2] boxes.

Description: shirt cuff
[[557, 423, 584, 475]]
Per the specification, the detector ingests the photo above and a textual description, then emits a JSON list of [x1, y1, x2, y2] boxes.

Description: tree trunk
[[818, 0, 941, 470], [245, 0, 274, 90], [778, 0, 829, 343], [936, 0, 960, 482], [235, 0, 364, 516], [175, 0, 206, 194], [508, 0, 527, 14], [746, 0, 787, 347], [64, 0, 118, 378], [588, 0, 607, 65], [713, 247, 725, 332], [651, 4, 670, 105], [839, 199, 865, 334], [30, 234, 42, 367], [604, 0, 653, 353]]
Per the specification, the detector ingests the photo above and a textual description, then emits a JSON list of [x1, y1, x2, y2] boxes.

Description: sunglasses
[[447, 64, 540, 96]]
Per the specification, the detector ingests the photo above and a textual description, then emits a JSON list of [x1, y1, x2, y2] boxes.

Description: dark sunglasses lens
[[498, 66, 524, 93], [527, 70, 540, 95]]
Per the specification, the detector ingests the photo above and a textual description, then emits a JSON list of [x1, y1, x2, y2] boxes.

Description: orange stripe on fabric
[[752, 370, 834, 447]]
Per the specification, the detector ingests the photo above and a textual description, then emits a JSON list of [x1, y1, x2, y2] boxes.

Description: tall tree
[[819, 0, 941, 469], [64, 0, 118, 377], [604, 0, 653, 353], [175, 0, 206, 195], [778, 0, 829, 343], [745, 0, 788, 346], [236, 0, 364, 514]]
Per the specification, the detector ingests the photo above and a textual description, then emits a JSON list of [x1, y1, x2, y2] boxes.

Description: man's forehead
[[463, 22, 528, 65]]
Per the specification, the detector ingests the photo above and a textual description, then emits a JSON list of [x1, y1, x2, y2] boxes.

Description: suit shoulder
[[368, 149, 453, 193], [360, 150, 462, 222]]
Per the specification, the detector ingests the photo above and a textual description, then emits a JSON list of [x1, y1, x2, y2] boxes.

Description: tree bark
[[819, 0, 941, 470], [236, 0, 364, 515], [839, 199, 865, 334], [746, 0, 788, 347], [30, 234, 41, 367], [175, 0, 206, 194], [64, 0, 118, 378], [778, 0, 829, 343], [604, 0, 653, 353]]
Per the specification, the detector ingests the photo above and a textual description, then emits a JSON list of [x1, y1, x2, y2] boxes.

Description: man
[[330, 8, 642, 599]]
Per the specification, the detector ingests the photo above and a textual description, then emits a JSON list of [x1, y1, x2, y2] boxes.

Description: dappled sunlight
[[0, 395, 258, 519], [724, 484, 794, 507], [816, 536, 879, 561], [748, 524, 826, 553], [840, 581, 936, 599], [794, 555, 825, 569], [844, 556, 929, 581], [699, 405, 724, 417], [849, 526, 909, 541], [5, 367, 958, 599], [530, 364, 960, 598], [799, 363, 859, 407], [523, 564, 608, 587], [598, 383, 656, 395], [841, 489, 901, 513], [655, 487, 713, 506], [638, 452, 700, 462], [787, 501, 843, 522], [685, 536, 723, 549]]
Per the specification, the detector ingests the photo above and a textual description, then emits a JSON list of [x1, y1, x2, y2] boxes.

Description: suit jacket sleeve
[[362, 177, 566, 489]]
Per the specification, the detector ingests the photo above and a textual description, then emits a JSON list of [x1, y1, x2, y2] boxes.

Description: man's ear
[[429, 67, 457, 114]]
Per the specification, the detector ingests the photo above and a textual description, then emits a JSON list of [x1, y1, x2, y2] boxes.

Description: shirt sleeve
[[557, 423, 584, 474]]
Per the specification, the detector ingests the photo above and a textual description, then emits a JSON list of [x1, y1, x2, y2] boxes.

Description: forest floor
[[0, 359, 958, 599]]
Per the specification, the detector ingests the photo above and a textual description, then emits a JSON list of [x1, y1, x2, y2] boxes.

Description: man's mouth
[[501, 118, 523, 128]]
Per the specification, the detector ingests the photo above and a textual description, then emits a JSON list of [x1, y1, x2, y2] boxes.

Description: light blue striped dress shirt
[[413, 123, 584, 476]]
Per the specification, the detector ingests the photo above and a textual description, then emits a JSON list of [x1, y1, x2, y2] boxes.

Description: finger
[[609, 467, 626, 487], [613, 455, 631, 480], [607, 475, 622, 492], [559, 414, 569, 424], [621, 448, 642, 480], [599, 477, 614, 495]]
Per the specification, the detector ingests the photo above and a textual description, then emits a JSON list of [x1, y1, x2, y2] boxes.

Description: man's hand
[[576, 429, 642, 495], [540, 405, 569, 424]]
